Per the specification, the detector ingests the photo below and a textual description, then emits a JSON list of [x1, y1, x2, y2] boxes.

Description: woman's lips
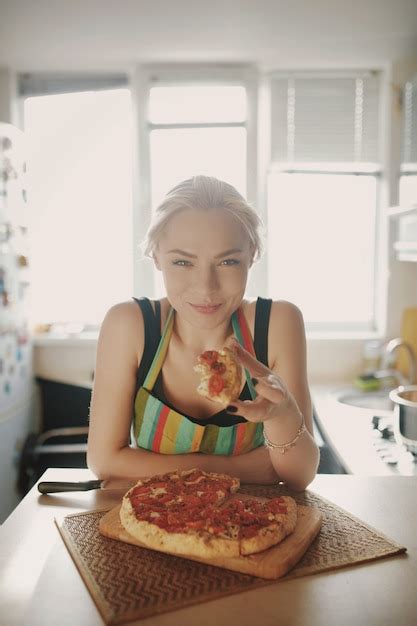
[[190, 303, 222, 314]]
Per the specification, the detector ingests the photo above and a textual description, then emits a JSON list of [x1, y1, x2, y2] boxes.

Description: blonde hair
[[142, 175, 263, 261]]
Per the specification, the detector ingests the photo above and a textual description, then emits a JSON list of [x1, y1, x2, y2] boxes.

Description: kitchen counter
[[311, 384, 417, 476], [0, 468, 416, 626]]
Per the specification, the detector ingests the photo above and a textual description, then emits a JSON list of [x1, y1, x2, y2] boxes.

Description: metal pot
[[389, 385, 417, 454]]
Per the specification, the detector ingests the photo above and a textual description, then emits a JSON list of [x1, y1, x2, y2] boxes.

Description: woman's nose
[[195, 265, 219, 293]]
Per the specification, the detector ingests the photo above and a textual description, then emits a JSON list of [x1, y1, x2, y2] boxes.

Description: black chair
[[17, 377, 91, 495]]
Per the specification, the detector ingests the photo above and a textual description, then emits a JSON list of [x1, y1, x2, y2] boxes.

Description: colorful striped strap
[[143, 306, 175, 390], [231, 307, 258, 401]]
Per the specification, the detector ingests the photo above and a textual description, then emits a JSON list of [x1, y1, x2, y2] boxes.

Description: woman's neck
[[171, 312, 235, 357]]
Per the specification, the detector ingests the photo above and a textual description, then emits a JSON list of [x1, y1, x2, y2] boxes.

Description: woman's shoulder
[[98, 300, 150, 366], [268, 300, 306, 368], [102, 297, 169, 321], [241, 298, 305, 364], [266, 299, 305, 339], [269, 299, 304, 321], [241, 297, 303, 323], [101, 299, 143, 326], [99, 297, 170, 349]]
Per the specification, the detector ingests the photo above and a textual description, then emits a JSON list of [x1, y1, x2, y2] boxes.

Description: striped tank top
[[132, 298, 272, 456]]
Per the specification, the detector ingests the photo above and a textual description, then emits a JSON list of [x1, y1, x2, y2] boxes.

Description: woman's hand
[[226, 339, 301, 424]]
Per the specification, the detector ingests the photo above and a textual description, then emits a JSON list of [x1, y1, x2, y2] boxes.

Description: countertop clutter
[[0, 468, 416, 626], [312, 385, 417, 476]]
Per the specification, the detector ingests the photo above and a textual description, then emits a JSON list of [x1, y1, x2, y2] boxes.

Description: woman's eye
[[220, 259, 240, 266], [172, 259, 192, 267]]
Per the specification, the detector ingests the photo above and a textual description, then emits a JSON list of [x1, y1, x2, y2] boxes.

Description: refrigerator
[[0, 122, 33, 522]]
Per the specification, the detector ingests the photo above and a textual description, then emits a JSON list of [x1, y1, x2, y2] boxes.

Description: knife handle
[[37, 480, 102, 494]]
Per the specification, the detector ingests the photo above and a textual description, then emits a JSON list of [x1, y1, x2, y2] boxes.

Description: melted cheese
[[184, 475, 206, 485]]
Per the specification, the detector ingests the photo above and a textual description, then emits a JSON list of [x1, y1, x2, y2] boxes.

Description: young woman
[[87, 176, 320, 491]]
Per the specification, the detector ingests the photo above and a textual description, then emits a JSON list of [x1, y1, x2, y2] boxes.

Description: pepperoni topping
[[185, 519, 206, 530], [208, 374, 225, 395], [131, 485, 153, 497], [181, 494, 202, 507], [199, 350, 219, 366], [210, 361, 226, 374], [240, 524, 264, 539], [266, 498, 288, 514], [126, 471, 288, 544]]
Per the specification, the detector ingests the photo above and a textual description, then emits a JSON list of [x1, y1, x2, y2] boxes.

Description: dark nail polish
[[251, 378, 259, 386], [226, 405, 238, 413]]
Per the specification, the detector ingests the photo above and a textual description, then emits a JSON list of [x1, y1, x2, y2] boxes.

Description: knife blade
[[37, 479, 103, 494]]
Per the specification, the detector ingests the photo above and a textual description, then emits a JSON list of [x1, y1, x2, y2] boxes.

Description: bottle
[[362, 340, 383, 374]]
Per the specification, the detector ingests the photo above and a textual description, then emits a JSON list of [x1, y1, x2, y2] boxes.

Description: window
[[21, 79, 133, 327], [149, 85, 247, 207], [266, 72, 381, 330], [400, 76, 417, 206], [146, 79, 249, 296]]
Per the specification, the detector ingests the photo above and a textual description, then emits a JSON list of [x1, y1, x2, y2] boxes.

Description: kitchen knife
[[37, 479, 103, 494]]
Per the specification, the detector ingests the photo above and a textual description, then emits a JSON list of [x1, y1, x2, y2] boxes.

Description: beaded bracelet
[[263, 412, 306, 454]]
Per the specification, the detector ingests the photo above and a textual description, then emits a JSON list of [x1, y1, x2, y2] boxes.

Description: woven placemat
[[56, 485, 406, 625]]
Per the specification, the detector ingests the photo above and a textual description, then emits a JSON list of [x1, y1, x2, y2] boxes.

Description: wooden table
[[0, 469, 416, 626]]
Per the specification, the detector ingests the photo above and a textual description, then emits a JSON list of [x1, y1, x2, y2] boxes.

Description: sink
[[333, 388, 395, 412]]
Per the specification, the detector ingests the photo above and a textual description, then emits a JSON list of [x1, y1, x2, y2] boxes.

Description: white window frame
[[131, 63, 259, 298], [259, 69, 386, 335]]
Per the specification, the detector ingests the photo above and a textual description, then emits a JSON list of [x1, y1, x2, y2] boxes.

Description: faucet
[[380, 338, 417, 386]]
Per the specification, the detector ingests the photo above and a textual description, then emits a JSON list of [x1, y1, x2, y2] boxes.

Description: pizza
[[194, 347, 242, 406], [119, 468, 297, 559]]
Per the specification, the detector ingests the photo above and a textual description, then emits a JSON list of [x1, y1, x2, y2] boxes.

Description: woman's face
[[154, 208, 253, 329]]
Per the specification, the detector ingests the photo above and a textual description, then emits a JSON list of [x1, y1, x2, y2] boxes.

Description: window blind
[[18, 73, 128, 97], [270, 73, 380, 166], [402, 77, 417, 167]]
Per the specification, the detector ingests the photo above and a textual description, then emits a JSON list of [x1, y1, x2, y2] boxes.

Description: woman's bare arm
[[87, 301, 144, 479], [228, 301, 320, 491], [265, 301, 320, 490]]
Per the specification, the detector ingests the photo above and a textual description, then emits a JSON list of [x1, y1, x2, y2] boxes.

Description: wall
[[0, 68, 34, 523], [0, 67, 18, 125], [384, 58, 417, 339], [31, 335, 363, 391]]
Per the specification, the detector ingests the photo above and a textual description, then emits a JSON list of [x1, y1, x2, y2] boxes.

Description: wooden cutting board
[[99, 495, 322, 580]]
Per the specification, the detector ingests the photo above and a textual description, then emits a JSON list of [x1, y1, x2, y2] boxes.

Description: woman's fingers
[[226, 339, 294, 422], [227, 396, 276, 423], [227, 374, 293, 422], [228, 338, 270, 377], [252, 375, 288, 405]]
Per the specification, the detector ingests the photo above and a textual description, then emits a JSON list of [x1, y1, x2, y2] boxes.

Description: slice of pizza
[[194, 347, 242, 406], [220, 495, 298, 555]]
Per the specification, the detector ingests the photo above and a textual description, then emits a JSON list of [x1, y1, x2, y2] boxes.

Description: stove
[[371, 414, 417, 475]]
